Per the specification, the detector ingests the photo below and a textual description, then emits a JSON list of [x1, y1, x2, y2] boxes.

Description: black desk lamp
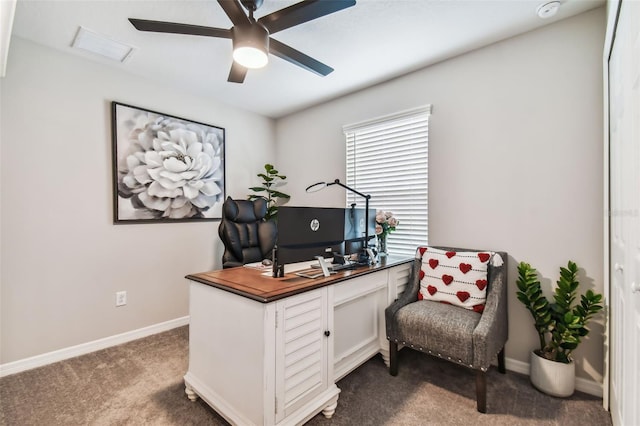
[[305, 179, 374, 265]]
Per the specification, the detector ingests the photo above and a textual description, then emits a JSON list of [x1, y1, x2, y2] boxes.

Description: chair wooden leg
[[497, 347, 506, 374], [475, 370, 487, 413], [389, 341, 398, 376]]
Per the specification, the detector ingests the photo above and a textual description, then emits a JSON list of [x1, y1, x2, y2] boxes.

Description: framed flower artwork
[[111, 102, 225, 223]]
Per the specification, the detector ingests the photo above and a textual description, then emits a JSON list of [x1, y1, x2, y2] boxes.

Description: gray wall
[[0, 38, 276, 363], [276, 8, 606, 384]]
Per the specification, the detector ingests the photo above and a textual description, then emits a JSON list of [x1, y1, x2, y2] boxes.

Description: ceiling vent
[[71, 26, 135, 62]]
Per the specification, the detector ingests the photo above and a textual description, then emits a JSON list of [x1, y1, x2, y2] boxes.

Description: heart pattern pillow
[[416, 246, 490, 313]]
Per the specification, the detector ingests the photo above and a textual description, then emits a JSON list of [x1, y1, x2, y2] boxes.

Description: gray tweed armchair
[[385, 246, 508, 413]]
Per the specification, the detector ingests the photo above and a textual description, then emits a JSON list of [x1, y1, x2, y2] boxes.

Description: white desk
[[184, 257, 412, 426]]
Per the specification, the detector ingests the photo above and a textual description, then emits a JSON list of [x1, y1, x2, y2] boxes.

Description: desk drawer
[[333, 271, 387, 307]]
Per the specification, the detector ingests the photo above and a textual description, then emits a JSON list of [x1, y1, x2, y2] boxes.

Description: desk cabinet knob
[[324, 330, 331, 337]]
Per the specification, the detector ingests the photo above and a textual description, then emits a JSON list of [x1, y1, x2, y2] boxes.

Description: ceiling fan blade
[[228, 62, 248, 83], [259, 0, 355, 35], [129, 19, 231, 38], [269, 38, 333, 76], [217, 0, 251, 26]]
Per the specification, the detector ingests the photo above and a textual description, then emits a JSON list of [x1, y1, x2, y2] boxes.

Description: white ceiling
[[10, 0, 603, 118]]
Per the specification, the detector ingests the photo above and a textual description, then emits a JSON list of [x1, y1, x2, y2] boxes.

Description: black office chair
[[218, 197, 277, 268]]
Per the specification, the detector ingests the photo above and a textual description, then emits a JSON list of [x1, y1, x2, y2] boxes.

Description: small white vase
[[529, 351, 575, 397]]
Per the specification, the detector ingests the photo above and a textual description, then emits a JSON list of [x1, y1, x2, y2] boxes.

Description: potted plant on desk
[[516, 261, 603, 397], [248, 163, 290, 221]]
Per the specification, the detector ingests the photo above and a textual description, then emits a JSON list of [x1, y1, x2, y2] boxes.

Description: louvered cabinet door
[[274, 288, 331, 422], [388, 262, 413, 302]]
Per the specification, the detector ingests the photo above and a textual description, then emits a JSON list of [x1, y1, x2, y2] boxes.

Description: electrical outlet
[[116, 291, 127, 307]]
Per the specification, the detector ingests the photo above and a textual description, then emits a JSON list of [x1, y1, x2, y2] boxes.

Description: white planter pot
[[529, 351, 575, 397]]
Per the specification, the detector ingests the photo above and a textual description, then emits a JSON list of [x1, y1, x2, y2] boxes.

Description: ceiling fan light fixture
[[232, 24, 269, 69], [129, 0, 356, 83], [233, 46, 268, 69]]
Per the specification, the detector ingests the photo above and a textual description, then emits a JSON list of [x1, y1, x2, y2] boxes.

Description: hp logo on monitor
[[310, 219, 320, 232]]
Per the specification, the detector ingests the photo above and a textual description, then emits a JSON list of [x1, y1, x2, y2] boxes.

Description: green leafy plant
[[248, 164, 290, 221], [516, 261, 603, 364]]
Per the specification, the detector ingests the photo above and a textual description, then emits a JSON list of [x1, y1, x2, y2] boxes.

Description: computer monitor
[[273, 206, 377, 277], [343, 205, 376, 256], [278, 206, 345, 247], [274, 206, 346, 276]]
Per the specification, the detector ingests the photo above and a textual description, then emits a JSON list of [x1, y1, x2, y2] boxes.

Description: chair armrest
[[385, 258, 421, 339], [472, 252, 508, 369]]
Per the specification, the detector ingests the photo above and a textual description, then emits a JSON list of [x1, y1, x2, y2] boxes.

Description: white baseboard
[[0, 316, 190, 378], [505, 356, 603, 398]]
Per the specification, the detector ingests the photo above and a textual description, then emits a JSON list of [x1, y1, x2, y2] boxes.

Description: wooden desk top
[[186, 256, 413, 303]]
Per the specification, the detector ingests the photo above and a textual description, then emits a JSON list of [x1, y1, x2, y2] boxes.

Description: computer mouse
[[262, 259, 273, 266]]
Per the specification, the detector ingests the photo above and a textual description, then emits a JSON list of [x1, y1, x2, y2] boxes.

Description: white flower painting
[[112, 102, 225, 222]]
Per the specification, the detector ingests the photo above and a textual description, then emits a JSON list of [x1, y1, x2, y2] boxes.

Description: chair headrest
[[222, 196, 268, 223]]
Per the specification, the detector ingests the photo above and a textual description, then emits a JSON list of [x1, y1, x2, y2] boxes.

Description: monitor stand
[[314, 256, 331, 277]]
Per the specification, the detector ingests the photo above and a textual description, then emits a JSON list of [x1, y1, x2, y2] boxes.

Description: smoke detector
[[536, 1, 561, 19]]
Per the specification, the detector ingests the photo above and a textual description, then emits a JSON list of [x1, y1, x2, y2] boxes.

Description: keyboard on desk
[[330, 263, 358, 271]]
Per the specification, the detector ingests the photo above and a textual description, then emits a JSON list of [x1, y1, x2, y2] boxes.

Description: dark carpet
[[0, 326, 612, 425]]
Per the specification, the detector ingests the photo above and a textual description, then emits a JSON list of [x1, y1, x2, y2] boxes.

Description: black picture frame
[[111, 102, 225, 223]]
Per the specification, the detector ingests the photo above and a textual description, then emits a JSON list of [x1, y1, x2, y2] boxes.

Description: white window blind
[[344, 105, 431, 257]]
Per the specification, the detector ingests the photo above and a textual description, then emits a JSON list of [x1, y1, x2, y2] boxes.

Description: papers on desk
[[295, 268, 331, 279], [243, 262, 271, 271]]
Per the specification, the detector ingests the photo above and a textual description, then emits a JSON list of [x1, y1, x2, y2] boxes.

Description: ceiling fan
[[129, 0, 356, 84]]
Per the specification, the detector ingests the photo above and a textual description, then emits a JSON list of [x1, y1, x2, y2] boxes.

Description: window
[[344, 105, 431, 257]]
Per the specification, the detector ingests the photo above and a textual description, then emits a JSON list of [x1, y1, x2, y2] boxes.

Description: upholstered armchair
[[385, 246, 508, 413], [218, 197, 277, 268]]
